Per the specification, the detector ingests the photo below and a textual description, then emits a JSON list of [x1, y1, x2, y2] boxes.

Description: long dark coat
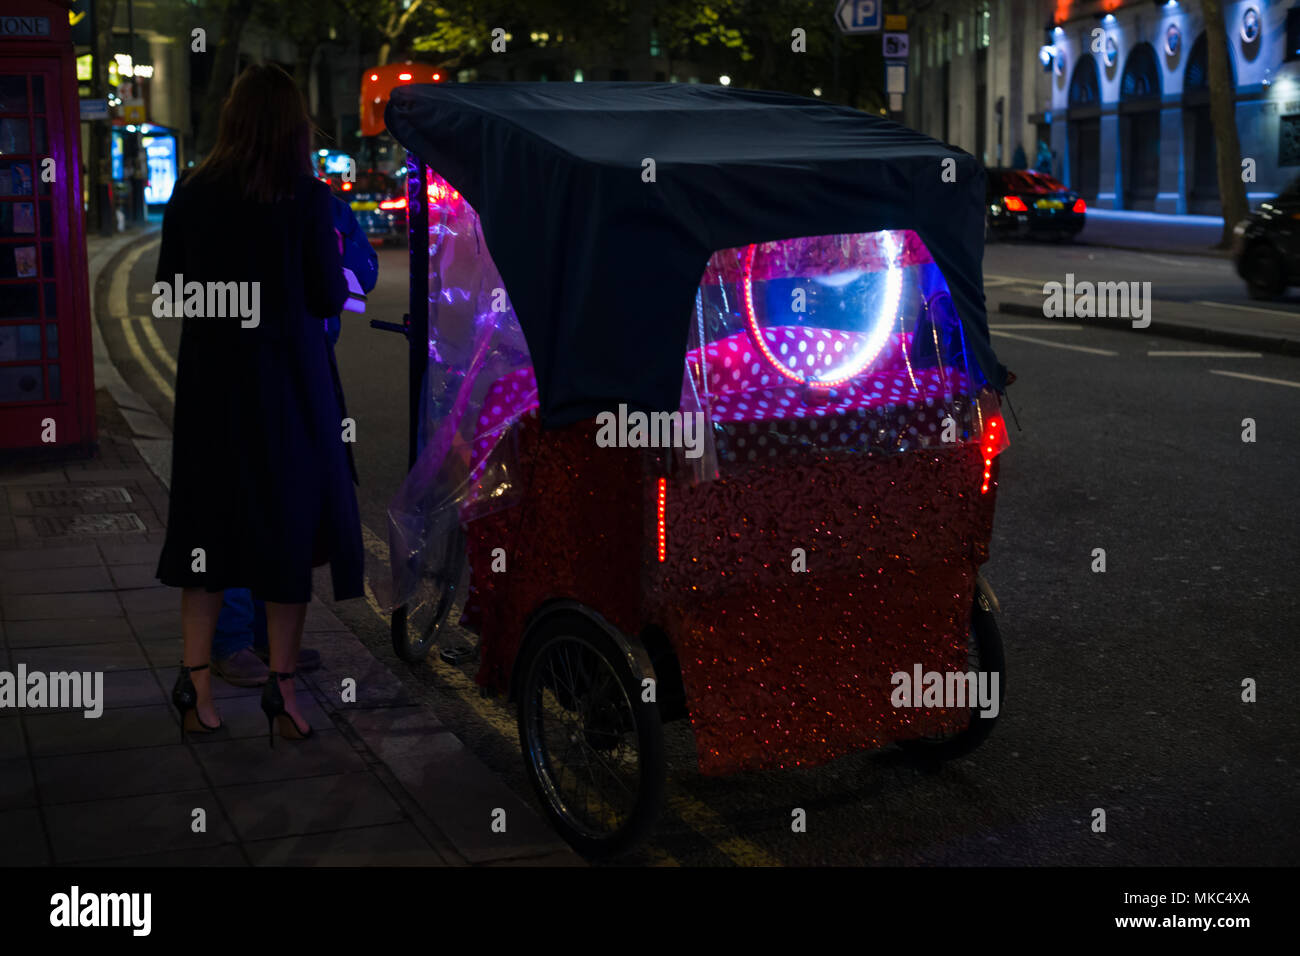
[[154, 172, 364, 604]]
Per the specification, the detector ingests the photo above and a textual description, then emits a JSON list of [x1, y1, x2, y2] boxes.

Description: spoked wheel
[[897, 593, 1005, 762], [516, 614, 664, 860], [391, 527, 468, 663]]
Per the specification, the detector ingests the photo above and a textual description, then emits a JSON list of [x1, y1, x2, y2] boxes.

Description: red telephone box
[[0, 3, 94, 453]]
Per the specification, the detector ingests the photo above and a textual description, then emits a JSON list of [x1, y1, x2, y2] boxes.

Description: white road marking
[[1209, 369, 1300, 389], [989, 323, 1083, 330], [1139, 253, 1195, 268], [1147, 351, 1262, 358], [989, 330, 1117, 355], [1194, 300, 1300, 318]]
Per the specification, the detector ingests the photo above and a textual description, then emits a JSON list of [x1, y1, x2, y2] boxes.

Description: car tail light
[[1003, 195, 1028, 212], [342, 182, 353, 192], [379, 197, 406, 210], [1072, 198, 1086, 213]]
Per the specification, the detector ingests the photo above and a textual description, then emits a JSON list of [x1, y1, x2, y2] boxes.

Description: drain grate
[[32, 513, 147, 536], [26, 486, 133, 506]]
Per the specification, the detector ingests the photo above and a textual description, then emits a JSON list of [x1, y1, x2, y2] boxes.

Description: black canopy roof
[[386, 82, 1002, 427]]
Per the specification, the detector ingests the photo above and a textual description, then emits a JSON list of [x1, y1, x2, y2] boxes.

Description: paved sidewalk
[[0, 227, 580, 866]]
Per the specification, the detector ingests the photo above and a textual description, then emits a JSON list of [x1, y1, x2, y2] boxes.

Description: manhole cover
[[33, 513, 147, 536], [26, 486, 133, 506]]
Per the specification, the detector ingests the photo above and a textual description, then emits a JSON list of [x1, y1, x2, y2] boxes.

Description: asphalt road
[[102, 234, 1300, 866]]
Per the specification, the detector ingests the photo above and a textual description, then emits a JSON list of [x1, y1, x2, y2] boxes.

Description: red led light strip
[[657, 477, 667, 562], [981, 418, 1000, 494]]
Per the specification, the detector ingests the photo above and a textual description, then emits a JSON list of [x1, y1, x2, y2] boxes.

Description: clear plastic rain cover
[[386, 172, 1007, 619]]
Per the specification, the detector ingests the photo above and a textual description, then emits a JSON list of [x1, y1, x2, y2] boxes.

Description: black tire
[[391, 528, 467, 663], [897, 600, 1005, 762], [1244, 244, 1286, 300], [516, 613, 665, 860]]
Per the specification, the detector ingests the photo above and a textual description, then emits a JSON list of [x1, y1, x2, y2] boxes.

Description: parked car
[[985, 168, 1086, 242], [1234, 176, 1300, 300], [331, 170, 407, 246]]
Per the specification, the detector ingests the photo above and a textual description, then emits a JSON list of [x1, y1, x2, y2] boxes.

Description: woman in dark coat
[[155, 63, 364, 742]]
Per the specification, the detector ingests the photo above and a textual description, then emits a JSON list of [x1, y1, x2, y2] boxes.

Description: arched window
[[1068, 55, 1100, 108], [1121, 42, 1160, 100]]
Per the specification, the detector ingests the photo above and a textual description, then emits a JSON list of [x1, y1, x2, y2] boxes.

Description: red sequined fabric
[[650, 445, 995, 775], [463, 418, 997, 777]]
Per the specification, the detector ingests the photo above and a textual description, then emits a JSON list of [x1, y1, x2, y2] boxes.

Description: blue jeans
[[212, 588, 269, 659]]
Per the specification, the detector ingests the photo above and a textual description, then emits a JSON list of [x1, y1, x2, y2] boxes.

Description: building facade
[[904, 0, 1300, 214]]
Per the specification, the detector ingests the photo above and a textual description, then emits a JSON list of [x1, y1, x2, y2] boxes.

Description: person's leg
[[211, 589, 268, 687], [213, 588, 254, 659], [251, 597, 322, 672], [180, 587, 225, 727], [264, 601, 310, 736]]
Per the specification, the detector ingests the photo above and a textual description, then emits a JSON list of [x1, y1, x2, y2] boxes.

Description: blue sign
[[79, 98, 109, 120], [143, 134, 177, 205], [836, 0, 881, 35], [110, 130, 123, 181]]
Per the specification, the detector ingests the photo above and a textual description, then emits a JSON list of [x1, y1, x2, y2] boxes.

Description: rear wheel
[[516, 614, 665, 860], [897, 597, 1005, 761]]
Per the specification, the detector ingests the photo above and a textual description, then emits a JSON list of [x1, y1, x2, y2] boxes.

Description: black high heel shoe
[[260, 671, 313, 748], [172, 663, 223, 740]]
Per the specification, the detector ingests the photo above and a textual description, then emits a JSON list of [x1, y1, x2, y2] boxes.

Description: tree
[[195, 0, 257, 156], [1201, 0, 1249, 247], [343, 0, 441, 65]]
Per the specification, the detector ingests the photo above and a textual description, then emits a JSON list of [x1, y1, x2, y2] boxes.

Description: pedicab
[[375, 83, 1010, 859]]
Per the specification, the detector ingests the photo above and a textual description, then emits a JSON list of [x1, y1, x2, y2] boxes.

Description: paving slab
[[190, 729, 368, 787], [23, 703, 178, 757], [217, 771, 406, 842], [0, 544, 101, 571], [3, 591, 121, 620], [44, 788, 236, 863], [33, 743, 207, 804], [244, 820, 448, 866], [4, 616, 134, 647]]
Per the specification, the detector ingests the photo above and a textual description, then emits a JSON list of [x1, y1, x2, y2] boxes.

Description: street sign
[[885, 61, 907, 95], [123, 101, 145, 125], [835, 0, 881, 35], [79, 97, 108, 120], [884, 14, 907, 31], [883, 33, 909, 58], [889, 93, 903, 112]]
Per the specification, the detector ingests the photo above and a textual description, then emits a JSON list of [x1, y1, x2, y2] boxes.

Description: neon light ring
[[740, 232, 903, 389]]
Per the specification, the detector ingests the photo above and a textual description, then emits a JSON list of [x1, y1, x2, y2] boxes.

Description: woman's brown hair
[[190, 63, 314, 203]]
